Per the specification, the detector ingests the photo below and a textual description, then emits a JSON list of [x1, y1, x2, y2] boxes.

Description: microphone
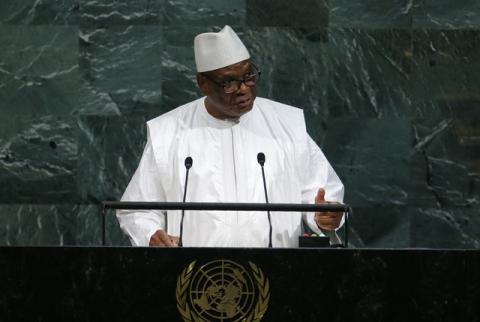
[[184, 156, 193, 170], [257, 152, 272, 248], [178, 156, 193, 247]]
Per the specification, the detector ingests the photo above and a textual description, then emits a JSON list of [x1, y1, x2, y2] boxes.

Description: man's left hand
[[314, 188, 343, 231]]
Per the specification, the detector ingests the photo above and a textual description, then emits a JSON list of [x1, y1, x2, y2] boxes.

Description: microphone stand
[[178, 157, 192, 247], [257, 152, 272, 248]]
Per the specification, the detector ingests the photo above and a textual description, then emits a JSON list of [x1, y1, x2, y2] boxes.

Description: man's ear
[[196, 74, 210, 96]]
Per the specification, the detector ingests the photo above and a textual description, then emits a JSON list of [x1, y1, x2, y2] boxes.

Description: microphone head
[[257, 152, 265, 166], [184, 156, 193, 169]]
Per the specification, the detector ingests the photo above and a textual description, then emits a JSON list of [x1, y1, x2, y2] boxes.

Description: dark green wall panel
[[247, 0, 328, 27], [326, 28, 412, 118], [414, 0, 480, 28], [77, 115, 147, 203], [0, 0, 79, 25], [329, 0, 414, 29]]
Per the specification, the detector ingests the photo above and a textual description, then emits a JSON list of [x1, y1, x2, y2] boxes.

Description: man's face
[[197, 59, 257, 119]]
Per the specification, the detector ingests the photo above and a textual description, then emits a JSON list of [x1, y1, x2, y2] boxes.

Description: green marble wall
[[0, 0, 478, 248]]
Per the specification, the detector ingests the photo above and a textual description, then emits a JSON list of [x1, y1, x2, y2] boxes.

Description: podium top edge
[[101, 201, 349, 212]]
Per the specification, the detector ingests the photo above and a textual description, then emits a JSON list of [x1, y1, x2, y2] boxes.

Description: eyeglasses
[[201, 64, 261, 94]]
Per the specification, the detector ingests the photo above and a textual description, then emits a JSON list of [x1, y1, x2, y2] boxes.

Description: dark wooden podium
[[1, 247, 479, 321]]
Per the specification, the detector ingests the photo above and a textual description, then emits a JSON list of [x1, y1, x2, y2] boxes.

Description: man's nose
[[237, 80, 250, 93]]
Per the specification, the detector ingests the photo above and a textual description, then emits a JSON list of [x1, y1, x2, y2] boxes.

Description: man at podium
[[116, 26, 344, 248]]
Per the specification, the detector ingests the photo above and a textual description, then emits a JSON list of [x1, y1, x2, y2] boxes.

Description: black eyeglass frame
[[200, 64, 261, 94]]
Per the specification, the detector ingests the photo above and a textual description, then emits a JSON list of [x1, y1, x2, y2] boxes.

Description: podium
[[1, 247, 479, 321]]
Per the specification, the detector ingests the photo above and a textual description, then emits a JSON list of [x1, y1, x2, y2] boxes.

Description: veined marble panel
[[161, 26, 205, 109], [346, 206, 410, 248], [413, 0, 480, 29], [247, 0, 328, 27], [0, 116, 78, 203], [0, 204, 97, 245], [0, 26, 78, 138], [410, 29, 480, 207], [0, 0, 79, 25], [77, 115, 148, 203], [329, 0, 415, 29], [411, 208, 480, 248], [79, 25, 164, 115], [245, 27, 328, 117], [326, 28, 413, 118], [80, 0, 162, 26], [322, 118, 412, 208], [163, 0, 246, 26]]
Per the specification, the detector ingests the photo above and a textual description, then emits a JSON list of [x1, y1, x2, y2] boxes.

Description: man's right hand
[[149, 229, 179, 247]]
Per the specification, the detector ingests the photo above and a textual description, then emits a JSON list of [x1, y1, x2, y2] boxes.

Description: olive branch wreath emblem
[[176, 260, 270, 322]]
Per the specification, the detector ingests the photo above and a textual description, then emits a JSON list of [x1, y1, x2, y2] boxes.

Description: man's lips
[[236, 97, 252, 108]]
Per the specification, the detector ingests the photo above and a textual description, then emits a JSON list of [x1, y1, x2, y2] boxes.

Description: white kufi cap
[[194, 25, 250, 73]]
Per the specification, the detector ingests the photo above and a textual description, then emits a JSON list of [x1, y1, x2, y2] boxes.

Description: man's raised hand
[[314, 188, 343, 231]]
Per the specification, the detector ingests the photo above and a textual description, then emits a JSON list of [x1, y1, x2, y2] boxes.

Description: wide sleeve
[[116, 130, 166, 247], [301, 135, 345, 237]]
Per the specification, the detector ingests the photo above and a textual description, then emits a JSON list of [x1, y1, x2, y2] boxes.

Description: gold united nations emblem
[[176, 259, 270, 322]]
